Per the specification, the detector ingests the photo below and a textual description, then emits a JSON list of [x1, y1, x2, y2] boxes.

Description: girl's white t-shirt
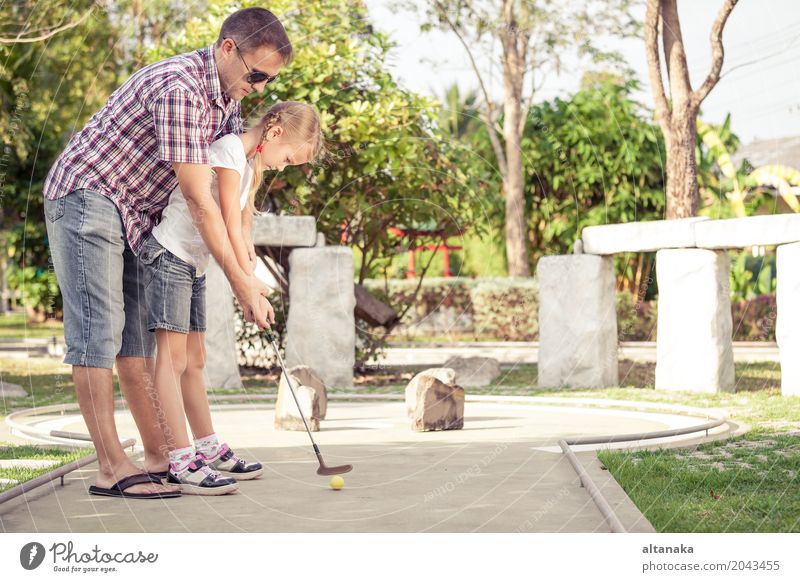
[[151, 133, 253, 276]]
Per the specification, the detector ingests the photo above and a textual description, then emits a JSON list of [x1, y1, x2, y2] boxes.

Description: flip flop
[[88, 472, 181, 499], [148, 470, 169, 480]]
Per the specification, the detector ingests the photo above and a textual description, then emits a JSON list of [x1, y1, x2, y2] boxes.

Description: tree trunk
[[665, 111, 700, 218], [501, 0, 531, 278], [645, 0, 737, 220], [503, 110, 530, 277]]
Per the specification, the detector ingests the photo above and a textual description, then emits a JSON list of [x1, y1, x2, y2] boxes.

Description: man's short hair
[[217, 7, 293, 64]]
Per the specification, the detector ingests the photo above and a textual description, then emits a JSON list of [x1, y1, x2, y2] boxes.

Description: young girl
[[140, 101, 323, 494]]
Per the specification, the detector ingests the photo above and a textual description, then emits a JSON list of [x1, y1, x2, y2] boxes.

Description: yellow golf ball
[[329, 475, 344, 490]]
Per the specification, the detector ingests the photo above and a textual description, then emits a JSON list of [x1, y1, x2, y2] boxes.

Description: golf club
[[264, 328, 353, 476]]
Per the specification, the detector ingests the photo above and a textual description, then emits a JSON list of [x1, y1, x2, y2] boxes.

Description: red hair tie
[[256, 143, 264, 153]]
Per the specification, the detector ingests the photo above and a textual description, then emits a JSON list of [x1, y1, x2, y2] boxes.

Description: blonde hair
[[246, 101, 324, 213]]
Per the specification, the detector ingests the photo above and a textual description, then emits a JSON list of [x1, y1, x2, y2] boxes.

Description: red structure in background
[[339, 222, 463, 278], [388, 226, 462, 278]]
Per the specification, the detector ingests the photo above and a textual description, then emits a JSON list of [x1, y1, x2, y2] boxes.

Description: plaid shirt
[[43, 45, 242, 253]]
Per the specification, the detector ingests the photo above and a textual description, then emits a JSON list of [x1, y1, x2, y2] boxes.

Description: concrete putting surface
[[2, 400, 735, 533]]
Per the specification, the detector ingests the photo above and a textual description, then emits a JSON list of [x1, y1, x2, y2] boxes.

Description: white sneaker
[[200, 444, 264, 481], [167, 459, 239, 495]]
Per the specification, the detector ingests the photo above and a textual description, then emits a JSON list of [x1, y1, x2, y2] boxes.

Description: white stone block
[[286, 247, 356, 388], [694, 214, 800, 249], [537, 255, 618, 388], [203, 258, 243, 389], [655, 249, 734, 393], [582, 217, 708, 255], [252, 214, 317, 247], [442, 356, 501, 387], [776, 242, 800, 396]]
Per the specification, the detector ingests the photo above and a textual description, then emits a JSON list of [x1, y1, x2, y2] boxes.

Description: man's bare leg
[[116, 356, 172, 475], [73, 365, 173, 494]]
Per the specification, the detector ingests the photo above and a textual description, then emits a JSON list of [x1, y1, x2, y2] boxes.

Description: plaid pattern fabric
[[43, 45, 242, 253]]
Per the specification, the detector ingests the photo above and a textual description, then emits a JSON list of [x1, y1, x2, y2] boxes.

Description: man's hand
[[232, 273, 275, 329]]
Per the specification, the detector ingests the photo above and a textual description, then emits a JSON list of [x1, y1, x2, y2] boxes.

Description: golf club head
[[317, 463, 353, 476]]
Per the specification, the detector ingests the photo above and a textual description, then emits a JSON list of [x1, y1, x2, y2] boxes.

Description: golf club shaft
[[267, 334, 321, 454]]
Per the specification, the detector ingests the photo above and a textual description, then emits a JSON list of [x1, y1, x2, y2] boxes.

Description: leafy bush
[[616, 289, 657, 342], [5, 264, 59, 319], [729, 251, 776, 302], [362, 276, 537, 341], [362, 277, 474, 336], [471, 278, 538, 341], [731, 294, 777, 341]]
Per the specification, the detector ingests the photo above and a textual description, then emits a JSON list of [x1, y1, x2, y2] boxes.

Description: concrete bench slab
[[694, 214, 800, 249], [581, 217, 708, 255], [252, 214, 317, 247]]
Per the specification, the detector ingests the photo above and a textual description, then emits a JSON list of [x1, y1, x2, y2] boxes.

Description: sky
[[362, 0, 800, 144]]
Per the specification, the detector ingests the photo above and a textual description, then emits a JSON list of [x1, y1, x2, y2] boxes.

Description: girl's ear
[[267, 125, 284, 141]]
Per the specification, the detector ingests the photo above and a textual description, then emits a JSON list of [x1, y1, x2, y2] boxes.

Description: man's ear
[[219, 38, 236, 57]]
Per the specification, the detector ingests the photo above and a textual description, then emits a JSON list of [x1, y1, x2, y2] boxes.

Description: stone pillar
[[286, 247, 355, 388], [776, 242, 800, 396], [537, 255, 618, 389], [203, 258, 244, 389], [655, 249, 734, 393]]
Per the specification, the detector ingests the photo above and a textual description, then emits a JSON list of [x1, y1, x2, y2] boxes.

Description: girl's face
[[260, 126, 314, 172]]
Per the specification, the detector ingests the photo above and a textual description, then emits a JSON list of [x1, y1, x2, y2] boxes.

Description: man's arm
[[241, 206, 257, 272], [172, 162, 274, 327], [216, 167, 253, 275]]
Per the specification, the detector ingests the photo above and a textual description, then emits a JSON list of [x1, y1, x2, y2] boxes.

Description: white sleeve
[[209, 136, 244, 176]]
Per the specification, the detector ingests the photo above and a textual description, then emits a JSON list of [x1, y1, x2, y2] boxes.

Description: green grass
[[598, 430, 800, 532], [0, 443, 93, 493], [0, 357, 91, 413], [0, 312, 64, 340]]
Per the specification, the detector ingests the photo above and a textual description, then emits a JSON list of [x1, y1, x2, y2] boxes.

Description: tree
[[437, 84, 482, 141], [1, 0, 121, 317], [644, 0, 739, 218], [0, 0, 180, 316], [0, 1, 98, 45], [415, 0, 637, 276], [518, 77, 667, 298]]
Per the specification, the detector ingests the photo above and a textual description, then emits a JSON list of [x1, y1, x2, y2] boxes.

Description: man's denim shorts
[[139, 236, 207, 334], [44, 189, 154, 368]]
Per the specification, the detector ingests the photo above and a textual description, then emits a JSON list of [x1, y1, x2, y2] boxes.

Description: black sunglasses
[[232, 40, 278, 85]]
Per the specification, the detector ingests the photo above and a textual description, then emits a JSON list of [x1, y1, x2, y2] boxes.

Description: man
[[43, 8, 287, 498]]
